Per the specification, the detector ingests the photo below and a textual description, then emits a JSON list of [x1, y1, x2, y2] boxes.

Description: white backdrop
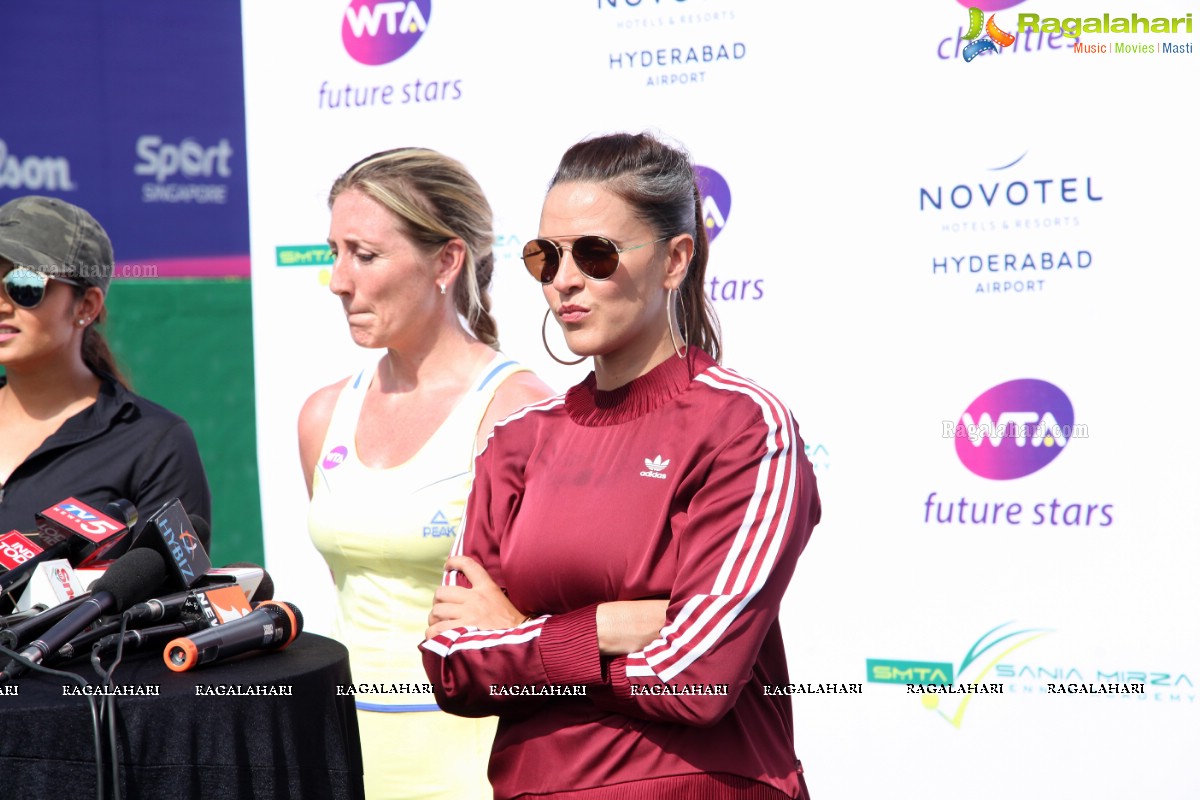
[[243, 2, 1198, 797]]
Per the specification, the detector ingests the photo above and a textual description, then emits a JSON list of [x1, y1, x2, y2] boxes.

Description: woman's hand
[[426, 555, 526, 639], [596, 600, 669, 656]]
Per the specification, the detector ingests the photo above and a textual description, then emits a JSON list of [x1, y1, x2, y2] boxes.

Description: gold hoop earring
[[666, 287, 687, 360], [542, 308, 586, 365]]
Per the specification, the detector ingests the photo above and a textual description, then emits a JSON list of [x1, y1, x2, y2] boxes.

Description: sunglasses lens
[[3, 269, 47, 309], [572, 236, 620, 280], [521, 239, 559, 284]]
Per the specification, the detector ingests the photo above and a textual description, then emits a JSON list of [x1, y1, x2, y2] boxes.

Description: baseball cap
[[0, 195, 114, 295]]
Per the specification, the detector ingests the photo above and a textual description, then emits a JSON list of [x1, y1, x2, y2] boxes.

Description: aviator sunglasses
[[521, 235, 670, 284], [1, 267, 85, 309]]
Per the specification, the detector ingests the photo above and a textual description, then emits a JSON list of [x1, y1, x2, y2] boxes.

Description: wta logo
[[693, 166, 731, 244], [323, 445, 349, 470], [960, 6, 1016, 61], [342, 0, 432, 66], [956, 0, 1025, 10], [953, 379, 1075, 480]]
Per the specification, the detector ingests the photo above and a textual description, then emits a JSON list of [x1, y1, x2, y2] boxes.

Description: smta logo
[[323, 445, 349, 471], [693, 165, 731, 244], [960, 6, 1016, 61], [954, 379, 1074, 480], [867, 621, 1051, 728], [343, 0, 431, 66]]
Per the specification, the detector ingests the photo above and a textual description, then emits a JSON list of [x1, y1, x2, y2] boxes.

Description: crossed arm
[[426, 555, 668, 657]]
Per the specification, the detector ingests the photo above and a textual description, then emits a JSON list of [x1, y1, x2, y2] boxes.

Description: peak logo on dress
[[322, 445, 349, 470], [953, 379, 1074, 480], [423, 510, 456, 538], [342, 0, 432, 66], [694, 166, 731, 244], [640, 456, 670, 479]]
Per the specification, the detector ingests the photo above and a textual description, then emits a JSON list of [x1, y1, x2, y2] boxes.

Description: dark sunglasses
[[1, 267, 85, 309], [521, 235, 669, 284]]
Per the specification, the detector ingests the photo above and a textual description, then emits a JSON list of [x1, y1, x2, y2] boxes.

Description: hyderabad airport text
[[933, 251, 1091, 274]]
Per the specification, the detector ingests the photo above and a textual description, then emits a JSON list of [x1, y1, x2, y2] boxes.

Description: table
[[0, 632, 365, 799]]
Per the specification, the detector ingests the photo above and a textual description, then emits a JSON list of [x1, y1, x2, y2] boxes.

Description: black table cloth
[[0, 632, 365, 799]]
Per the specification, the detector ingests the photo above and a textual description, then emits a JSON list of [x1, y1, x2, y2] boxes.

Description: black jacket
[[0, 375, 212, 550]]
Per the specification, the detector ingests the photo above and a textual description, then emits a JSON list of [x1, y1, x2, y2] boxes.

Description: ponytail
[[82, 307, 130, 389]]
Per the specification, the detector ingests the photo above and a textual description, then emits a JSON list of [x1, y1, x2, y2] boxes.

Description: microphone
[[0, 498, 137, 598], [0, 548, 167, 681], [0, 604, 50, 628], [53, 567, 271, 665], [0, 530, 45, 578], [0, 594, 94, 649], [91, 618, 209, 660], [12, 559, 86, 612], [132, 501, 212, 589], [120, 568, 264, 633], [163, 601, 303, 672], [35, 497, 136, 565], [83, 499, 140, 560]]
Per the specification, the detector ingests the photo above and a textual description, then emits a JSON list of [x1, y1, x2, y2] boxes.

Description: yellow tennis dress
[[309, 353, 524, 799]]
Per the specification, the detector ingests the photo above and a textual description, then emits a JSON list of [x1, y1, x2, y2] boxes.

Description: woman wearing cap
[[421, 133, 821, 799], [298, 147, 552, 799], [0, 195, 212, 545]]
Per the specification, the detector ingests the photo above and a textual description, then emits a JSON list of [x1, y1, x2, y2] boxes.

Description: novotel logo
[[951, 379, 1075, 480], [342, 0, 431, 66]]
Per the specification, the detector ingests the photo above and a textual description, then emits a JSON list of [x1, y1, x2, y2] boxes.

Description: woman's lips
[[558, 305, 588, 324]]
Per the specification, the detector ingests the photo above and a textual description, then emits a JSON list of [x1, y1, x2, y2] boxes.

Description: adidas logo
[[640, 455, 670, 480]]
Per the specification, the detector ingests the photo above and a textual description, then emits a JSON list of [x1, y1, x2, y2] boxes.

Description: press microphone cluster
[[0, 497, 138, 607], [52, 566, 272, 663], [0, 548, 168, 681], [1, 492, 304, 680]]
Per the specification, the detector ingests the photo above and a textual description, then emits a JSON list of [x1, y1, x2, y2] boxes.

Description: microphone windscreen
[[91, 548, 168, 611], [101, 499, 139, 528], [190, 517, 212, 552]]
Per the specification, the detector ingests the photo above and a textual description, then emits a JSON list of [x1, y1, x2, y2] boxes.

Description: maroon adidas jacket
[[422, 349, 821, 799]]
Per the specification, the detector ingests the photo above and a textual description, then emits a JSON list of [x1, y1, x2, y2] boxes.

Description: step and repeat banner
[[243, 2, 1197, 797], [1, 2, 261, 566]]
